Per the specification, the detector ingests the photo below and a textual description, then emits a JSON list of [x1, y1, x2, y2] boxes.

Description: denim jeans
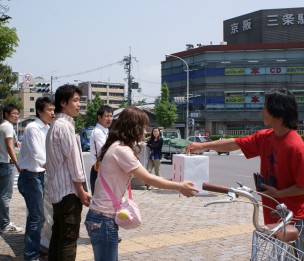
[[0, 162, 16, 230], [18, 169, 45, 261], [48, 194, 82, 261], [85, 210, 119, 261]]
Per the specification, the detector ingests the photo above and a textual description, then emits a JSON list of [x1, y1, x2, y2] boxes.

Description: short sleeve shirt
[[235, 129, 304, 223], [90, 141, 142, 215], [0, 120, 15, 163]]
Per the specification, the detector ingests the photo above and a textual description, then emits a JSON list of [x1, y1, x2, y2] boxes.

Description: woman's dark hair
[[265, 88, 298, 129], [54, 84, 82, 113], [99, 107, 149, 162], [35, 97, 53, 118], [148, 127, 162, 143]]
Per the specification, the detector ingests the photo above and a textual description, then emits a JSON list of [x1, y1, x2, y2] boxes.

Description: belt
[[21, 169, 45, 173], [0, 162, 12, 165], [90, 209, 115, 219]]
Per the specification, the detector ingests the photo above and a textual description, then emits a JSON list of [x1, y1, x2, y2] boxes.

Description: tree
[[0, 64, 22, 121], [0, 14, 18, 61], [0, 4, 20, 118], [132, 99, 146, 106], [74, 114, 86, 133], [119, 99, 128, 108], [85, 92, 105, 127], [154, 83, 178, 128]]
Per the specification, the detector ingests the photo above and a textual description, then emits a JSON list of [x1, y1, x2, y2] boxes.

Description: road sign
[[23, 73, 33, 83]]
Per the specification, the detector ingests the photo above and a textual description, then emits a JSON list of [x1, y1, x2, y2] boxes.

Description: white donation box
[[172, 154, 209, 195]]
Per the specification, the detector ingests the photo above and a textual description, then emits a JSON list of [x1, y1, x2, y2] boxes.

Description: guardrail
[[225, 130, 304, 136]]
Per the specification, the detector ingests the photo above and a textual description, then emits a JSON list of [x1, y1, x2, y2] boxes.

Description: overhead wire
[[52, 60, 123, 80]]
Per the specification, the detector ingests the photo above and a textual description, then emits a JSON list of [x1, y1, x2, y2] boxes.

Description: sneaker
[[0, 222, 23, 234]]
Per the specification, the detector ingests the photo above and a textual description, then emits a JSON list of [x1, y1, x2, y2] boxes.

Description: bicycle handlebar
[[202, 182, 294, 235], [202, 183, 230, 194]]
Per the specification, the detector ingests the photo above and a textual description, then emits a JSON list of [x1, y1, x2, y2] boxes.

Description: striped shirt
[[45, 113, 85, 204]]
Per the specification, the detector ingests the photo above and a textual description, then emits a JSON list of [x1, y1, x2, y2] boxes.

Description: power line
[[133, 78, 160, 85], [53, 60, 123, 80]]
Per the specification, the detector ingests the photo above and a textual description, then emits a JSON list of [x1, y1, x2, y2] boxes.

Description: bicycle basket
[[251, 230, 304, 261]]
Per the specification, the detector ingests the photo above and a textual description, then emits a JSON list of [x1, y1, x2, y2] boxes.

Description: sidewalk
[[1, 188, 256, 261]]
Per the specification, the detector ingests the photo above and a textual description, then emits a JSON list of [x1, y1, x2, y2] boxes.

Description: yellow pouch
[[93, 161, 100, 172]]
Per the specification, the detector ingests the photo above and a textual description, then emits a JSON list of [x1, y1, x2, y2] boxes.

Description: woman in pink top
[[85, 107, 198, 261]]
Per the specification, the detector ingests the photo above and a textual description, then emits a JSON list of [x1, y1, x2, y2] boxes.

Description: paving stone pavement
[[0, 187, 259, 261]]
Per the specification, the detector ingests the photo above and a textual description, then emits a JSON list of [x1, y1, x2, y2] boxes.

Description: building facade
[[77, 81, 125, 109], [224, 7, 304, 45], [162, 8, 304, 138]]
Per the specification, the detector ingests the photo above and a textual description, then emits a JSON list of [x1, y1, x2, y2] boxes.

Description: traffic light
[[189, 118, 195, 126], [34, 83, 50, 93], [131, 82, 139, 89]]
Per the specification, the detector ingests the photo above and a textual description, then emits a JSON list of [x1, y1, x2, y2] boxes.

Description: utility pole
[[50, 75, 53, 99], [122, 48, 138, 106]]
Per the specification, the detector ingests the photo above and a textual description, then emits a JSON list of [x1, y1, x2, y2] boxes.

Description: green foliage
[[154, 83, 178, 128], [0, 12, 20, 118], [85, 92, 105, 127], [74, 114, 86, 133], [4, 94, 22, 109], [0, 23, 18, 62], [0, 64, 22, 118], [119, 99, 128, 108], [132, 99, 146, 106], [119, 99, 146, 108]]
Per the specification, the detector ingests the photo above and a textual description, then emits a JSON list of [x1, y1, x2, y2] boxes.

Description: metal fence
[[225, 130, 304, 136]]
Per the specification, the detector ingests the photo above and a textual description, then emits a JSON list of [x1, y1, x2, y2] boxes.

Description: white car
[[186, 136, 212, 152]]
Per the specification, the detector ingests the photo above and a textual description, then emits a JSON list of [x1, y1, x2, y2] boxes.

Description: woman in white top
[[85, 106, 198, 261]]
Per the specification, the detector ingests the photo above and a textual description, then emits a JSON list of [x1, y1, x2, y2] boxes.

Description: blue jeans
[[18, 169, 45, 261], [0, 162, 16, 230], [85, 210, 119, 261]]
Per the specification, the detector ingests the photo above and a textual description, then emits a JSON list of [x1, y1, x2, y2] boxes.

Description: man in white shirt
[[17, 97, 55, 261], [0, 104, 22, 234], [46, 84, 91, 261], [89, 105, 113, 194]]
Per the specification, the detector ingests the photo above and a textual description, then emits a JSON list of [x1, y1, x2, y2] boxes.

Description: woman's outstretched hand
[[180, 181, 200, 197]]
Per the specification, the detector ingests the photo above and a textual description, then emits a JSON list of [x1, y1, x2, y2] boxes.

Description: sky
[[5, 0, 304, 103]]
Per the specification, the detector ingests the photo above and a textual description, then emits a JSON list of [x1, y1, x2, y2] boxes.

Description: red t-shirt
[[235, 129, 304, 225]]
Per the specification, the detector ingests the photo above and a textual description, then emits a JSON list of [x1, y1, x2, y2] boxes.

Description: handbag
[[99, 171, 142, 230]]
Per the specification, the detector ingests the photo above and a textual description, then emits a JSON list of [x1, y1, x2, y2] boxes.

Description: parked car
[[217, 137, 230, 156], [186, 135, 212, 152], [80, 127, 94, 151], [217, 151, 230, 156], [161, 129, 181, 139], [187, 136, 212, 143], [17, 134, 24, 143]]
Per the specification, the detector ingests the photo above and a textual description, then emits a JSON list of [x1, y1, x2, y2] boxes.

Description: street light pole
[[166, 54, 189, 139]]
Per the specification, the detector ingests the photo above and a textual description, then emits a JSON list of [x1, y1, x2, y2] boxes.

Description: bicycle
[[202, 182, 304, 260]]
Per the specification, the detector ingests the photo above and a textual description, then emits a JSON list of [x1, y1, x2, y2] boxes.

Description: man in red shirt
[[186, 89, 304, 250]]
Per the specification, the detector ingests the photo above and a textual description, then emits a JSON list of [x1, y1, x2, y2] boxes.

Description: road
[[14, 150, 260, 191], [161, 150, 259, 190], [80, 149, 259, 191]]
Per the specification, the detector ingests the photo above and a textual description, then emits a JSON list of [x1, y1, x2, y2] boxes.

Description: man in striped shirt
[[46, 85, 91, 261]]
